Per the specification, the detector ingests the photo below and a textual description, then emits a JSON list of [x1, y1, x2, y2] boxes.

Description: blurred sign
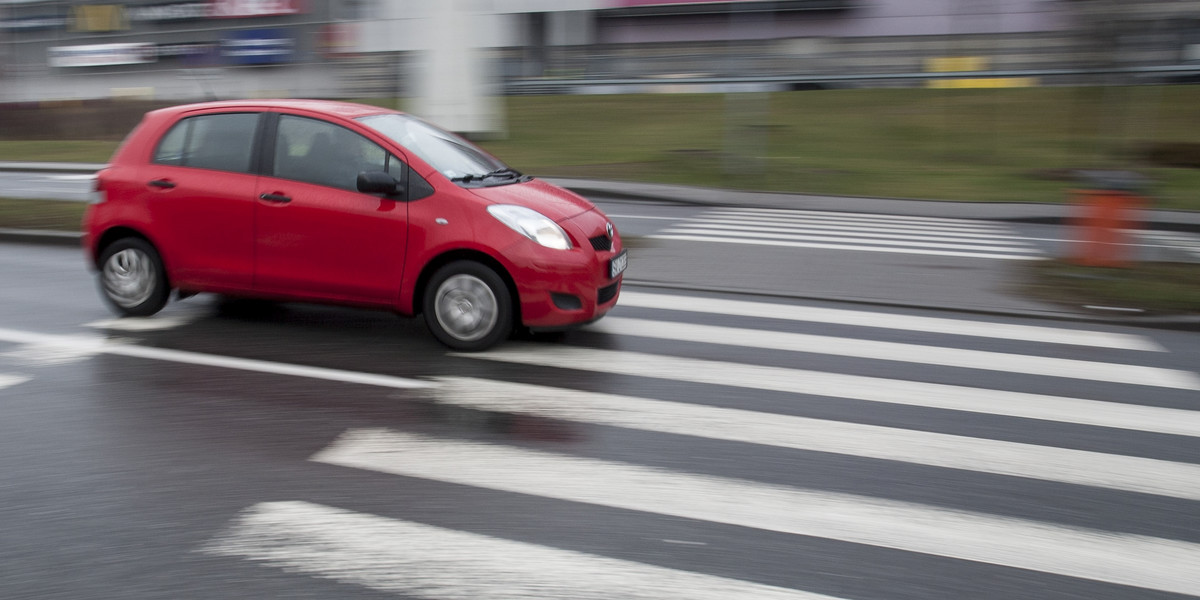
[[612, 0, 784, 5], [69, 4, 128, 32], [210, 0, 305, 18], [222, 29, 294, 64], [49, 43, 157, 68], [129, 2, 212, 22], [0, 16, 67, 32]]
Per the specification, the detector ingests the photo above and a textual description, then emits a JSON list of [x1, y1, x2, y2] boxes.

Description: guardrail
[[504, 65, 1200, 93]]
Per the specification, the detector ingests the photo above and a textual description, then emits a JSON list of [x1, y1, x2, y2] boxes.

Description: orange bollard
[[1070, 189, 1141, 267]]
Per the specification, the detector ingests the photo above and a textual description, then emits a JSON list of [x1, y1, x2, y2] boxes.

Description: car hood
[[467, 178, 595, 222]]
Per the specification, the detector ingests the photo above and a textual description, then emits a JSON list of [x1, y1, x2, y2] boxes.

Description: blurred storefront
[[2, 1, 1199, 124], [0, 0, 357, 102]]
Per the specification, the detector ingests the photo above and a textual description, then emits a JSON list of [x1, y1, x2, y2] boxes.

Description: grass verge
[[0, 197, 85, 231], [1022, 259, 1200, 314]]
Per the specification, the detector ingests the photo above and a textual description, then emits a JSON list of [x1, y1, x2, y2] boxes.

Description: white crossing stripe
[[0, 327, 432, 390], [0, 374, 31, 390], [690, 213, 1009, 234], [662, 228, 1041, 253], [651, 234, 1043, 260], [654, 208, 1044, 260], [85, 316, 197, 331], [716, 207, 1000, 227], [430, 377, 1200, 498], [1132, 230, 1200, 258], [205, 501, 842, 600], [589, 317, 1197, 389], [459, 346, 1200, 439], [312, 429, 1200, 597], [618, 291, 1162, 351], [681, 220, 1028, 241]]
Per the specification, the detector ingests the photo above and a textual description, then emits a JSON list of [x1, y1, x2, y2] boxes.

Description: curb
[[0, 228, 83, 247], [547, 178, 1200, 232], [0, 162, 106, 174]]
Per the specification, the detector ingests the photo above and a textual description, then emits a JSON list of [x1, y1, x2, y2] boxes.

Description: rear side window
[[273, 115, 390, 190], [152, 113, 259, 173]]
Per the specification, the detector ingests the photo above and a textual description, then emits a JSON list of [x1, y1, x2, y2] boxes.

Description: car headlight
[[487, 205, 572, 250]]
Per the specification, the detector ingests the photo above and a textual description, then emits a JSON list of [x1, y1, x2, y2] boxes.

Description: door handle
[[148, 179, 176, 189], [259, 193, 291, 203]]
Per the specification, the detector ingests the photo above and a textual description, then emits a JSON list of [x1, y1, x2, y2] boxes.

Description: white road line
[[649, 234, 1043, 260], [679, 220, 1030, 242], [0, 326, 432, 390], [460, 345, 1200, 439], [661, 228, 1042, 253], [430, 376, 1200, 496], [713, 208, 996, 227], [618, 291, 1162, 351], [312, 429, 1200, 597], [205, 501, 840, 600], [590, 317, 1197, 389], [0, 374, 31, 390]]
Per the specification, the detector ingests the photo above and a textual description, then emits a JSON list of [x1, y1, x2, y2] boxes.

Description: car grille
[[589, 234, 612, 252], [597, 282, 619, 305]]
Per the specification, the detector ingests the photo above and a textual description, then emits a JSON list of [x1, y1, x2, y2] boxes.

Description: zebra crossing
[[650, 207, 1045, 260], [1132, 229, 1200, 261], [195, 291, 1199, 599]]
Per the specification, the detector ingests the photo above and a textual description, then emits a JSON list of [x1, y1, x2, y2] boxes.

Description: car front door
[[253, 113, 409, 305], [142, 111, 261, 291]]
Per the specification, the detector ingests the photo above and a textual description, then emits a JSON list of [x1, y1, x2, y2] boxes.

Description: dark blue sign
[[221, 28, 294, 65]]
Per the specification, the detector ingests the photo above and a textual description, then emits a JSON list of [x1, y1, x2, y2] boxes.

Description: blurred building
[[2, 1, 1199, 117]]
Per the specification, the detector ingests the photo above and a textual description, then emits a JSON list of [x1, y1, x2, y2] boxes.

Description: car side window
[[152, 113, 259, 173], [273, 115, 390, 191]]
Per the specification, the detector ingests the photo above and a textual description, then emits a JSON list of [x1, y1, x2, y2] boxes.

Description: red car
[[83, 100, 626, 350]]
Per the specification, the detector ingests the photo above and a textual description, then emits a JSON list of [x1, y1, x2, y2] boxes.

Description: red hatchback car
[[84, 100, 626, 350]]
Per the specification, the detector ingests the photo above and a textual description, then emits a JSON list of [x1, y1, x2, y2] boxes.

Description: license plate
[[608, 249, 628, 279]]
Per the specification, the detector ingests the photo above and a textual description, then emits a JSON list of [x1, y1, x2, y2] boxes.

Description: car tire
[[424, 261, 512, 351], [98, 237, 170, 317]]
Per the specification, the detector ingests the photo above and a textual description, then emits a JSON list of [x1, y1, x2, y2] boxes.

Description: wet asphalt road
[[1, 220, 1199, 599]]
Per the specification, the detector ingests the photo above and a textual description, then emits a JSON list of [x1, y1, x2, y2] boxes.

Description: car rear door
[[252, 113, 409, 305], [141, 111, 261, 291]]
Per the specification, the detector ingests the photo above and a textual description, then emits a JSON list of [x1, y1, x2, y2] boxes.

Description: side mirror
[[357, 171, 401, 196]]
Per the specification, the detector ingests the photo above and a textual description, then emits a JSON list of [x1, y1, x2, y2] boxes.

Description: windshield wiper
[[482, 167, 522, 180], [451, 168, 525, 185]]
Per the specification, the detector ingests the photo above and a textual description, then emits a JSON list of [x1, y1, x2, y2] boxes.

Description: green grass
[[3, 87, 1200, 208], [0, 140, 119, 163], [0, 197, 86, 231], [1024, 260, 1200, 314]]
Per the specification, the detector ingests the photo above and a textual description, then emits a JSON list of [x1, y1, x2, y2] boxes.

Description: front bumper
[[508, 209, 624, 328]]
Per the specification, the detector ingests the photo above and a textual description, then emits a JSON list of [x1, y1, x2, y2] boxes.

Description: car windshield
[[357, 113, 520, 186]]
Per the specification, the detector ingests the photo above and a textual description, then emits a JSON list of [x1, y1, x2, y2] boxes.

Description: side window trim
[[179, 119, 194, 166], [255, 111, 280, 177]]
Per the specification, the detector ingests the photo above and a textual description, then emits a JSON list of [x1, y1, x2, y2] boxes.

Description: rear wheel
[[98, 238, 169, 317], [424, 261, 512, 351]]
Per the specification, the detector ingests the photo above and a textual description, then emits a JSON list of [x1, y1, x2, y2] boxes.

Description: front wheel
[[98, 237, 169, 317], [423, 261, 512, 351]]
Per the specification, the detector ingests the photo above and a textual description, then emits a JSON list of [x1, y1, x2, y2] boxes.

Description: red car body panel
[[84, 99, 623, 330]]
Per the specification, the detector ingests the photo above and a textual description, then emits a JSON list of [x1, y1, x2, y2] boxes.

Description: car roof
[[147, 99, 399, 120]]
